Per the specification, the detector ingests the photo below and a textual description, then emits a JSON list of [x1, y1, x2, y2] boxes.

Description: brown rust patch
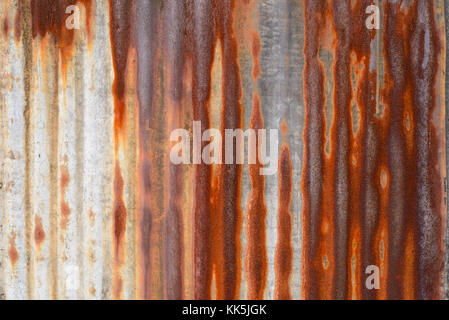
[[88, 209, 95, 226], [408, 0, 444, 300], [3, 18, 8, 37], [109, 0, 131, 299], [302, 0, 445, 300], [113, 161, 127, 256], [302, 0, 328, 300], [8, 233, 19, 267], [245, 29, 267, 299], [34, 215, 46, 247], [274, 144, 293, 300], [24, 0, 93, 71], [163, 0, 186, 300], [109, 0, 132, 138], [188, 0, 215, 300], [379, 0, 445, 299]]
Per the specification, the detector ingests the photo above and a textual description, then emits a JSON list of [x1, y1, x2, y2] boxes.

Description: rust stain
[[3, 17, 8, 37], [14, 3, 22, 41], [109, 0, 131, 138], [280, 119, 288, 137], [302, 0, 328, 299], [246, 94, 267, 299], [30, 0, 92, 40], [88, 209, 95, 226], [109, 0, 132, 299], [112, 161, 126, 256], [134, 2, 158, 299], [211, 0, 244, 300], [34, 215, 46, 247], [302, 0, 445, 300], [274, 144, 293, 300], [26, 0, 92, 73], [8, 233, 19, 267], [245, 32, 267, 300], [1, 0, 447, 301], [60, 164, 70, 230], [162, 0, 185, 300]]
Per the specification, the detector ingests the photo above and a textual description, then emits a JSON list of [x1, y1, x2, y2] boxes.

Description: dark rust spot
[[245, 30, 267, 299], [109, 0, 132, 137], [251, 33, 261, 80], [246, 93, 267, 299]]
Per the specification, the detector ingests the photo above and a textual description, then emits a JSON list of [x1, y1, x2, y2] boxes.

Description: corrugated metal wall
[[0, 0, 447, 300]]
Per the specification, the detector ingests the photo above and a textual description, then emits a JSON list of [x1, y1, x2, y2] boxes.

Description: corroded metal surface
[[0, 0, 447, 300]]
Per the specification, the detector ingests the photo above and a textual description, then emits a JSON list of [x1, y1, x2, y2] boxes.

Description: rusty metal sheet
[[0, 0, 447, 300]]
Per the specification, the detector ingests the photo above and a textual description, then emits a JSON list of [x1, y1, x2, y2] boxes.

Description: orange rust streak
[[163, 0, 186, 299], [383, 1, 414, 299], [8, 233, 19, 267], [274, 144, 293, 300], [28, 0, 92, 72], [214, 0, 243, 300], [109, 0, 132, 300], [109, 0, 131, 140], [246, 93, 267, 299], [302, 0, 328, 300], [190, 0, 214, 300], [251, 33, 261, 79], [245, 31, 267, 300], [3, 17, 9, 37], [403, 230, 416, 300], [60, 164, 70, 230], [408, 0, 444, 300], [14, 3, 21, 41], [346, 4, 372, 295], [331, 0, 352, 299]]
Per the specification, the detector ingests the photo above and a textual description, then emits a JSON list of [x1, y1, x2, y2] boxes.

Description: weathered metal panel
[[0, 0, 447, 300]]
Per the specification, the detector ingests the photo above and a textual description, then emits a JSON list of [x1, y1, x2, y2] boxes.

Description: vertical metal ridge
[[274, 143, 293, 299]]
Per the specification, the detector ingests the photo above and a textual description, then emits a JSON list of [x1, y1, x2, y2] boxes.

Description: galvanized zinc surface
[[0, 0, 447, 299]]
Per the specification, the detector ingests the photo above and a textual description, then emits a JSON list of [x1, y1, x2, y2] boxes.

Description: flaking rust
[[0, 0, 447, 300]]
